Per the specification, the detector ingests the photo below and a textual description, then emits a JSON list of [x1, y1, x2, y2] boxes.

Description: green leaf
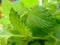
[[21, 6, 57, 37], [45, 2, 58, 14], [12, 1, 27, 15], [53, 9, 60, 24], [28, 40, 41, 45], [44, 37, 56, 45], [2, 0, 11, 15], [21, 0, 39, 8], [1, 37, 7, 45], [7, 36, 30, 45], [53, 25, 60, 45], [9, 8, 31, 36]]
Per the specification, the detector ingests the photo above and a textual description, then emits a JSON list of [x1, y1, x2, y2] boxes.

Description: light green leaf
[[9, 8, 31, 36], [21, 0, 39, 8]]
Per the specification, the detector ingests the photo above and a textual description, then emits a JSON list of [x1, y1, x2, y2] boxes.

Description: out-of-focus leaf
[[53, 9, 60, 24], [45, 37, 56, 45], [53, 25, 60, 45], [2, 0, 11, 15], [21, 0, 39, 8], [7, 36, 30, 45], [45, 3, 58, 14]]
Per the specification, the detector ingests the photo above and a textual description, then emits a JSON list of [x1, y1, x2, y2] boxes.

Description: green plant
[[1, 0, 60, 45]]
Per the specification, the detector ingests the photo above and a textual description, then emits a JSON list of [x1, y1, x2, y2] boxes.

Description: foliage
[[0, 0, 60, 45]]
